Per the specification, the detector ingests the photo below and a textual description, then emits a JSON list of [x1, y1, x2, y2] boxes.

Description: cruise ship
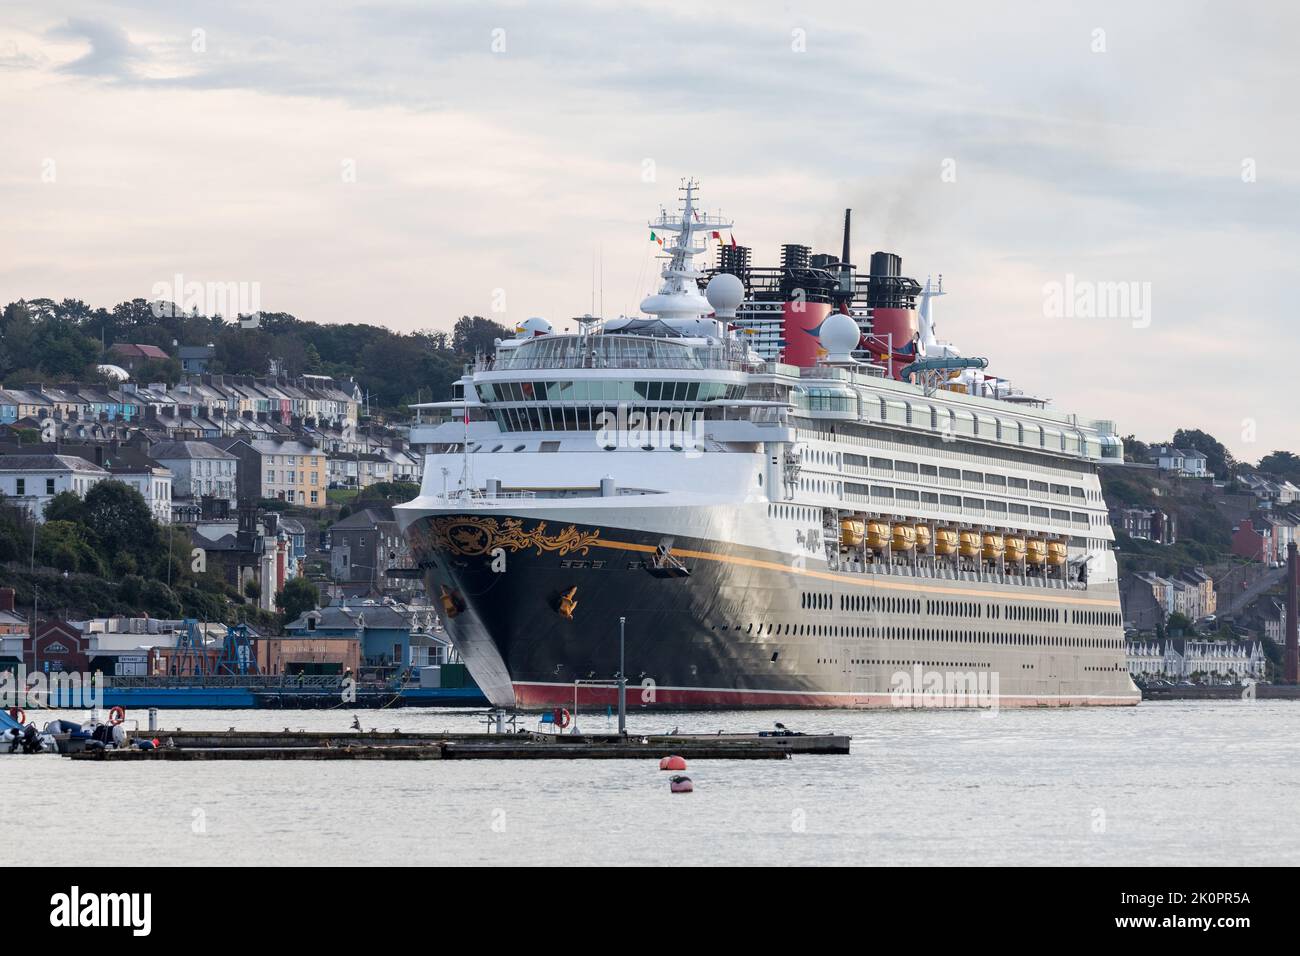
[[395, 182, 1140, 710]]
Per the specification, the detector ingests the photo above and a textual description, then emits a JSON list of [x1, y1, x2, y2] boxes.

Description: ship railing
[[434, 490, 538, 504], [104, 675, 344, 688]]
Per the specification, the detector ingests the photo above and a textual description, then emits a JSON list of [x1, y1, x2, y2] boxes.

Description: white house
[[1126, 638, 1267, 682], [147, 440, 238, 503], [1153, 445, 1209, 478], [0, 454, 109, 522], [110, 462, 174, 525]]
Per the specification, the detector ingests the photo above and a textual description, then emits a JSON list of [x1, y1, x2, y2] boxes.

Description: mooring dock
[[64, 730, 851, 761]]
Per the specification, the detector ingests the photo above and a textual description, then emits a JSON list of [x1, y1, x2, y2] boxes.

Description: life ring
[[9, 707, 26, 726], [107, 706, 126, 726], [556, 708, 571, 730]]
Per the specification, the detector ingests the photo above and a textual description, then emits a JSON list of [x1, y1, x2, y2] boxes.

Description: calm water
[[2, 701, 1296, 866]]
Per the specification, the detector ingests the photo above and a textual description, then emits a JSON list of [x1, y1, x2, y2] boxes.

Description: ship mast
[[641, 179, 734, 324]]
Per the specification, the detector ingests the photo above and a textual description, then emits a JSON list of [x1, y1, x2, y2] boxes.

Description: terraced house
[[213, 436, 327, 508]]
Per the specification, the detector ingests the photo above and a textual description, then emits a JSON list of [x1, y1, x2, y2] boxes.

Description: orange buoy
[[659, 754, 688, 771], [669, 774, 693, 793], [9, 707, 26, 725], [107, 705, 126, 725]]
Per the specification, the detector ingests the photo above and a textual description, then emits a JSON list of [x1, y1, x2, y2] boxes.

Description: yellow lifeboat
[[958, 530, 981, 558], [981, 533, 1005, 561], [1047, 540, 1068, 566], [840, 518, 865, 548], [933, 528, 958, 555], [1004, 536, 1027, 561], [1025, 538, 1047, 565], [866, 520, 890, 551], [914, 525, 932, 551], [891, 523, 917, 552]]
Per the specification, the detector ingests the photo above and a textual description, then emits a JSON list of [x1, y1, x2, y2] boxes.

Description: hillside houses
[[1231, 512, 1300, 564], [1, 373, 424, 515], [1126, 638, 1266, 682], [1152, 444, 1209, 478], [1120, 568, 1218, 631]]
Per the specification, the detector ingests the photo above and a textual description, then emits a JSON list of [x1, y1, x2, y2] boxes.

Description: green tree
[[141, 579, 182, 617], [1121, 434, 1150, 464], [131, 356, 183, 386], [35, 520, 102, 574], [276, 576, 319, 622], [1171, 428, 1234, 479], [82, 480, 157, 566], [43, 490, 86, 524], [1257, 451, 1300, 484], [452, 315, 511, 356]]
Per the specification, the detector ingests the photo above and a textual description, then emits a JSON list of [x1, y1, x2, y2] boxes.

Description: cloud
[[1, 0, 1298, 458], [48, 18, 141, 79]]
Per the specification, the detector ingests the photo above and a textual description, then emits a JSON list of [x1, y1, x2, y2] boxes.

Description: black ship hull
[[403, 510, 1139, 711]]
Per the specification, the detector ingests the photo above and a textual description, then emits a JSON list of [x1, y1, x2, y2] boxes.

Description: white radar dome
[[705, 273, 745, 318], [819, 312, 862, 363], [515, 317, 553, 338]]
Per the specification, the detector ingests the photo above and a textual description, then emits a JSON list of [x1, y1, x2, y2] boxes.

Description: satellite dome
[[96, 364, 130, 382], [819, 312, 862, 362], [515, 317, 553, 339], [705, 273, 745, 317]]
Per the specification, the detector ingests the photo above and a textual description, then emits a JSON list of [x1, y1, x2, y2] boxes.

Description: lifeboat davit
[[981, 533, 1005, 561], [933, 528, 958, 556]]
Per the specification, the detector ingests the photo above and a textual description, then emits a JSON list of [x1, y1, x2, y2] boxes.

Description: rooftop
[[147, 439, 238, 461], [0, 453, 110, 474]]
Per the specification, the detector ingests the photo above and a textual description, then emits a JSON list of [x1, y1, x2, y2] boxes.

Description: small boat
[[958, 530, 981, 558], [839, 518, 865, 547], [891, 523, 916, 552], [2, 709, 57, 755]]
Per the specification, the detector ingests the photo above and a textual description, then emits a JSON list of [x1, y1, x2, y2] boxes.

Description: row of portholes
[[801, 591, 832, 610], [815, 592, 1120, 631], [842, 594, 921, 615], [1069, 609, 1121, 627], [841, 658, 993, 669], [768, 503, 817, 523], [715, 621, 1122, 649]]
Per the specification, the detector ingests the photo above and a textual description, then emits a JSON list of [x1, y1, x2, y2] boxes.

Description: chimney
[[1287, 541, 1298, 683], [0, 587, 14, 613]]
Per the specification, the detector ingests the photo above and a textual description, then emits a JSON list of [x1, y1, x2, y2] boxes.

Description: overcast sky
[[1, 1, 1296, 459]]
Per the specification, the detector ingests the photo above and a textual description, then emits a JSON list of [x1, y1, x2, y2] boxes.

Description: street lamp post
[[618, 616, 627, 736]]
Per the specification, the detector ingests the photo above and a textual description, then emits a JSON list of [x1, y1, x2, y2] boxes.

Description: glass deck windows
[[478, 379, 739, 404]]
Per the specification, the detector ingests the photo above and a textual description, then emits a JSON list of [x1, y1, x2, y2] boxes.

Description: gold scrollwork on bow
[[424, 516, 601, 557]]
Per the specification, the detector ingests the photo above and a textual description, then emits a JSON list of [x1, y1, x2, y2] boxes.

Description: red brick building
[[1232, 518, 1274, 563], [25, 620, 89, 673]]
